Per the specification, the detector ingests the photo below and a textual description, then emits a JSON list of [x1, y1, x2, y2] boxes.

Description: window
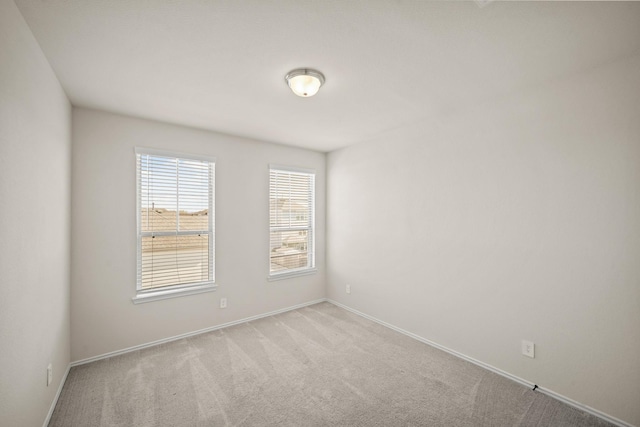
[[269, 166, 315, 279], [133, 148, 215, 303]]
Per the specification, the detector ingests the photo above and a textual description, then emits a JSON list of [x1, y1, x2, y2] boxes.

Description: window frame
[[132, 147, 216, 304], [268, 164, 316, 281]]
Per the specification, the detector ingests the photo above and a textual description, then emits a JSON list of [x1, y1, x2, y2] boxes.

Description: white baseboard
[[61, 297, 632, 427], [42, 363, 70, 427], [326, 299, 633, 427], [70, 298, 327, 367]]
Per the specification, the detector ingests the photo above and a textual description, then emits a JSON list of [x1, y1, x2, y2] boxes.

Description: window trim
[[132, 147, 216, 304], [268, 164, 316, 280]]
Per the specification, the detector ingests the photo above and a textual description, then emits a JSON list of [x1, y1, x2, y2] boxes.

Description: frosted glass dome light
[[285, 69, 325, 97]]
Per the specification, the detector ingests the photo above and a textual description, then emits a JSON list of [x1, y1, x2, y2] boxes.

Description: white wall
[[71, 108, 326, 362], [0, 1, 71, 426], [327, 54, 640, 425]]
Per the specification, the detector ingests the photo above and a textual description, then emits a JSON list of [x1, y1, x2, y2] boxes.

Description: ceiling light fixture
[[285, 68, 325, 97]]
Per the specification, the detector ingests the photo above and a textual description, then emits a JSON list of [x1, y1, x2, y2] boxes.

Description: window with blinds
[[136, 149, 215, 297], [269, 166, 315, 278]]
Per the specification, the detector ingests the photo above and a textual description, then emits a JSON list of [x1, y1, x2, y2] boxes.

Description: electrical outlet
[[522, 340, 535, 358], [47, 363, 53, 386], [220, 297, 227, 309], [346, 284, 351, 294]]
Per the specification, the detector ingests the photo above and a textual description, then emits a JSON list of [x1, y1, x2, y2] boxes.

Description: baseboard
[[537, 388, 634, 427], [327, 299, 634, 427], [70, 298, 327, 367], [63, 297, 633, 426], [42, 363, 70, 427]]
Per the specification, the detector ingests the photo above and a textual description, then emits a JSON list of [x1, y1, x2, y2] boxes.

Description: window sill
[[132, 283, 217, 304], [268, 268, 317, 282]]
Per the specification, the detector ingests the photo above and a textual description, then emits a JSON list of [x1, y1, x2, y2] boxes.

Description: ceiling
[[14, 0, 640, 152]]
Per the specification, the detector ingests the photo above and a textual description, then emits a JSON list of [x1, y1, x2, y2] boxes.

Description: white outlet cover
[[522, 340, 535, 358], [346, 284, 351, 294], [220, 298, 227, 308], [47, 363, 53, 386]]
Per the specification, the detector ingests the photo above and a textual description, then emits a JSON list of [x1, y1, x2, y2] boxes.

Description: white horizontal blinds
[[269, 168, 315, 274], [137, 152, 214, 290]]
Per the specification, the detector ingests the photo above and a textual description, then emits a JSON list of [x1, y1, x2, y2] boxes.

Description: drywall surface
[[71, 108, 325, 362], [327, 54, 640, 425], [0, 1, 71, 426]]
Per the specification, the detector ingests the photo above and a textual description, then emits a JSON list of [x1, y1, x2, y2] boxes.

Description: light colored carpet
[[49, 302, 613, 426]]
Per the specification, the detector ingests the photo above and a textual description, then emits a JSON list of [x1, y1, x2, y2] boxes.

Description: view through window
[[269, 166, 315, 277], [136, 149, 215, 293]]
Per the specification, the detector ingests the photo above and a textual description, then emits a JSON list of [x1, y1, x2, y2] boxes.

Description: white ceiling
[[14, 0, 640, 152]]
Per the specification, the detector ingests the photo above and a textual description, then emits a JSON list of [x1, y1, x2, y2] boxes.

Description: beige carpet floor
[[49, 302, 613, 426]]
